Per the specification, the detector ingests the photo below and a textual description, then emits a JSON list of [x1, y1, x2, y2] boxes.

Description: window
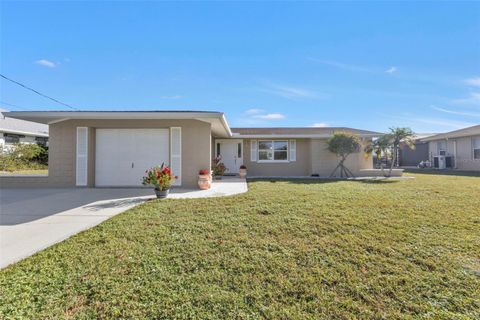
[[258, 140, 288, 161], [437, 140, 447, 156], [4, 134, 21, 144], [216, 143, 221, 157], [474, 137, 480, 160], [237, 143, 242, 158], [35, 137, 48, 147]]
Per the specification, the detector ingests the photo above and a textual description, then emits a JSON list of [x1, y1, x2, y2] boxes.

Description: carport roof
[[4, 111, 232, 137]]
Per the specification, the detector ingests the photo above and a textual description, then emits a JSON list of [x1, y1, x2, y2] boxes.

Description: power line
[[0, 100, 31, 110], [0, 74, 77, 110]]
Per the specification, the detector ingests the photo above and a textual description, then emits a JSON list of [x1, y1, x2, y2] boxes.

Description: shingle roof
[[421, 125, 480, 141], [0, 112, 49, 137]]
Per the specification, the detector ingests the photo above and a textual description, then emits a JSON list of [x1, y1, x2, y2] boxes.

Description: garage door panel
[[95, 129, 170, 186]]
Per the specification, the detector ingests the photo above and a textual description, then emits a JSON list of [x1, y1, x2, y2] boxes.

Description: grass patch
[[0, 169, 48, 175], [1, 173, 479, 318]]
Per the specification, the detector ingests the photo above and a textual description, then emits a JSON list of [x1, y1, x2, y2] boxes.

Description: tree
[[364, 127, 416, 177], [327, 132, 361, 178], [387, 127, 415, 176], [364, 135, 391, 177]]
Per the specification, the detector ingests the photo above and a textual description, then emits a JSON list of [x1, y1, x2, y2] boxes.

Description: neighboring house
[[2, 111, 380, 188], [0, 112, 49, 152], [398, 133, 436, 167], [421, 125, 480, 171]]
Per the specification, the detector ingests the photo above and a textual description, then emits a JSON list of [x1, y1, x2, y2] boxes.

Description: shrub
[[0, 143, 48, 172], [212, 156, 226, 176], [240, 165, 247, 169]]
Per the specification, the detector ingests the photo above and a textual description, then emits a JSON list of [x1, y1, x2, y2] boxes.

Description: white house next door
[[216, 139, 243, 174]]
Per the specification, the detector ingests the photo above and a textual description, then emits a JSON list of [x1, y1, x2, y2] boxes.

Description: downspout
[[453, 139, 457, 169]]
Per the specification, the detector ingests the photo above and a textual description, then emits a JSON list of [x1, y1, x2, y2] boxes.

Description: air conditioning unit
[[433, 156, 446, 169]]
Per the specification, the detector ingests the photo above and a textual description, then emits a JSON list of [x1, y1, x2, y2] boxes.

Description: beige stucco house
[[1, 111, 380, 188], [421, 125, 480, 171]]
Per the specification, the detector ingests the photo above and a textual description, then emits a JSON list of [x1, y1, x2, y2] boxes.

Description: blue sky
[[1, 1, 479, 132]]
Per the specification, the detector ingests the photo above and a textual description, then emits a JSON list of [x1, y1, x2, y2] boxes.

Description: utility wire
[[0, 100, 30, 110], [0, 74, 78, 110]]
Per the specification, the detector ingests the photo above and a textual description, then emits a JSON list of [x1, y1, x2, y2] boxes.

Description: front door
[[215, 139, 243, 174]]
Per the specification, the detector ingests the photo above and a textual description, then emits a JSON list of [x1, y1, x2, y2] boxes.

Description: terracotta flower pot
[[198, 174, 211, 190], [239, 168, 247, 178]]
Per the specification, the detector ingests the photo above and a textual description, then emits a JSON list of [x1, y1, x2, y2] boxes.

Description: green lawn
[[0, 169, 48, 175], [1, 173, 479, 319]]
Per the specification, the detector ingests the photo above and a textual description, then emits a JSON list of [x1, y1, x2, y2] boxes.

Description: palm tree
[[388, 127, 415, 177], [364, 127, 416, 177], [364, 134, 391, 176]]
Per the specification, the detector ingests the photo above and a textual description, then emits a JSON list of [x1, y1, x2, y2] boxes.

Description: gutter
[[0, 129, 49, 137]]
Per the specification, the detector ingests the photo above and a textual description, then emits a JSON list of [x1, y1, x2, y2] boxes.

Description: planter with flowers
[[239, 165, 247, 178], [212, 156, 226, 180], [198, 169, 212, 190], [142, 163, 176, 199]]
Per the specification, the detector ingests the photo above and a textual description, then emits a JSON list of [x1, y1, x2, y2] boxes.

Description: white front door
[[95, 129, 170, 186], [215, 139, 243, 174]]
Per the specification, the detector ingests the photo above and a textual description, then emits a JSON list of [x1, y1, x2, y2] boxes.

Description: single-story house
[[0, 111, 49, 152], [421, 124, 480, 171], [1, 111, 380, 188]]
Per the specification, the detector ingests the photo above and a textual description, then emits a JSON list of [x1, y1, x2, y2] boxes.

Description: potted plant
[[198, 169, 211, 190], [142, 163, 176, 199], [211, 156, 226, 180], [239, 165, 247, 178]]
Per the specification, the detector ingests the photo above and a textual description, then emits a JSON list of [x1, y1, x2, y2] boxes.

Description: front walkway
[[0, 177, 247, 268]]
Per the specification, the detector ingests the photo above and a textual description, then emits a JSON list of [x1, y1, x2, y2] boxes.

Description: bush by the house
[[0, 143, 48, 172]]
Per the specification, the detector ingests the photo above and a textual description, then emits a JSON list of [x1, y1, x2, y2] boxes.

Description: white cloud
[[430, 105, 480, 117], [386, 66, 397, 74], [311, 122, 329, 127], [35, 59, 56, 68], [309, 59, 372, 73], [160, 95, 183, 100], [244, 108, 264, 115], [464, 77, 480, 87], [413, 117, 475, 129], [253, 113, 286, 120], [261, 83, 319, 100], [451, 92, 480, 105]]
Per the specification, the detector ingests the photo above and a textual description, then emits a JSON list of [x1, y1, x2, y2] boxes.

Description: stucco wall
[[2, 119, 212, 188], [239, 138, 372, 177], [242, 139, 311, 176], [310, 139, 372, 177], [428, 136, 480, 171]]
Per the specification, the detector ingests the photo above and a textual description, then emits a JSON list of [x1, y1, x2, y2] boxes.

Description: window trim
[[257, 140, 289, 163], [437, 140, 447, 156], [473, 136, 480, 160]]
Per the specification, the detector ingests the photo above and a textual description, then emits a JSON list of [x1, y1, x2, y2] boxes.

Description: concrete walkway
[[0, 178, 247, 269]]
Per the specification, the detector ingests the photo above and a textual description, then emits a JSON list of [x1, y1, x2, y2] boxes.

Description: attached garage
[[0, 111, 234, 188], [95, 129, 170, 187]]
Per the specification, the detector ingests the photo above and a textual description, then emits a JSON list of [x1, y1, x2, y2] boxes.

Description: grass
[[1, 173, 479, 319], [0, 169, 48, 175], [403, 168, 480, 177]]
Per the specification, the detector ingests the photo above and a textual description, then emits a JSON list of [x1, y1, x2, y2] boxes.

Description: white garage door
[[95, 129, 170, 186]]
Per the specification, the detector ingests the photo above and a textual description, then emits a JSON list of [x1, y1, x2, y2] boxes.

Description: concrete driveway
[[0, 188, 154, 269]]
